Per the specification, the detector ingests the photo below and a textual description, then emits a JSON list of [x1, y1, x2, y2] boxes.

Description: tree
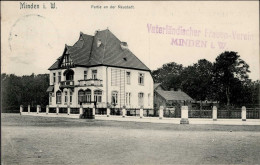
[[181, 59, 214, 101], [152, 62, 183, 90], [213, 51, 250, 106], [1, 73, 49, 112]]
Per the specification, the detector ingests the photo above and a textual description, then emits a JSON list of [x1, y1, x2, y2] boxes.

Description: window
[[70, 91, 72, 103], [94, 90, 102, 103], [78, 90, 84, 104], [66, 70, 74, 81], [58, 72, 61, 83], [111, 91, 118, 106], [92, 70, 97, 79], [126, 72, 131, 84], [85, 89, 91, 103], [148, 93, 151, 106], [56, 91, 61, 104], [126, 92, 131, 105], [84, 70, 87, 80], [65, 91, 68, 103], [61, 54, 73, 67], [138, 92, 144, 106], [49, 93, 52, 104], [53, 73, 56, 84], [97, 39, 101, 47], [138, 73, 144, 85]]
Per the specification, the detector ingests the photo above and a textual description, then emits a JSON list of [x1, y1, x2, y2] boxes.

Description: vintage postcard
[[1, 1, 260, 164]]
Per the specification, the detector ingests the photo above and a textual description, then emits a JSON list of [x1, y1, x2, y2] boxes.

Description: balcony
[[59, 80, 74, 90], [78, 79, 103, 87]]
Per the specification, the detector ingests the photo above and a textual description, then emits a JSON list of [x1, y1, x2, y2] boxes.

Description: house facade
[[47, 29, 154, 110]]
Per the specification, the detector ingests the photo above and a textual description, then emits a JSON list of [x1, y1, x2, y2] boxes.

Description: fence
[[110, 108, 121, 116], [217, 108, 241, 119], [30, 106, 37, 112], [126, 109, 140, 116], [40, 106, 46, 113], [246, 108, 260, 119], [163, 107, 181, 118], [23, 106, 28, 112], [59, 108, 67, 114], [19, 104, 260, 121], [49, 107, 56, 113], [70, 108, 80, 114], [95, 108, 107, 115], [143, 109, 158, 117], [189, 109, 212, 118]]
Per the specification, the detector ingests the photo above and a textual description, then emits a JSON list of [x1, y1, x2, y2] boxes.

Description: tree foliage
[[1, 73, 49, 112], [152, 51, 259, 106], [213, 51, 250, 106], [152, 62, 183, 90], [181, 59, 215, 101]]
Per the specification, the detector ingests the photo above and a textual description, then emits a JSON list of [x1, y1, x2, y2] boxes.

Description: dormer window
[[97, 39, 101, 47], [61, 54, 73, 67]]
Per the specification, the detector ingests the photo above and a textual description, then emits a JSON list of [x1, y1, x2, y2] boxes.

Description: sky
[[1, 1, 259, 80]]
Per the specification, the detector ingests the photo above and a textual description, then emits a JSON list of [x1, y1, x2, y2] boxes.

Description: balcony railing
[[78, 79, 103, 87], [60, 80, 74, 87]]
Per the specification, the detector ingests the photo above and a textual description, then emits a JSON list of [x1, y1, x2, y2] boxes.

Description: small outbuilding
[[154, 83, 193, 109]]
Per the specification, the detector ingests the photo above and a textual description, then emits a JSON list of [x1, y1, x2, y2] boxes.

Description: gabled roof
[[154, 83, 161, 89], [155, 90, 193, 101], [49, 29, 150, 71], [49, 60, 60, 70], [154, 83, 166, 90]]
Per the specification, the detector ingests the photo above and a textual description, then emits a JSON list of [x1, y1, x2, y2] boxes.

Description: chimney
[[121, 42, 128, 50]]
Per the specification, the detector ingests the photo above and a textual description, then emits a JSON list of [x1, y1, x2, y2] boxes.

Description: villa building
[[47, 29, 154, 112]]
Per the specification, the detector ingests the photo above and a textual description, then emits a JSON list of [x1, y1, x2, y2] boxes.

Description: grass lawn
[[2, 113, 260, 165]]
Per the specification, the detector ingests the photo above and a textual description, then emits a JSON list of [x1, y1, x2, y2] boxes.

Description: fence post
[[67, 105, 70, 115], [242, 106, 246, 121], [56, 105, 59, 115], [122, 106, 126, 118], [180, 106, 189, 124], [79, 105, 83, 119], [92, 106, 96, 119], [46, 105, 49, 115], [20, 105, 23, 114], [213, 106, 217, 121], [80, 105, 83, 115], [107, 108, 110, 117], [159, 106, 164, 119], [140, 106, 144, 118], [28, 105, 30, 114], [37, 105, 40, 114]]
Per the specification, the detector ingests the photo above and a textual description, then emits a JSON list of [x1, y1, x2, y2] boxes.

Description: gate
[[81, 108, 94, 119]]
